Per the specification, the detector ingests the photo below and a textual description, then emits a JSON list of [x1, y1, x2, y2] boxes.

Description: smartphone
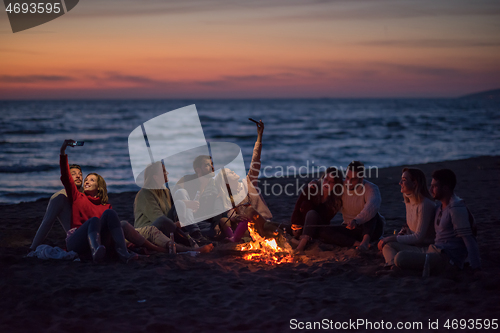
[[248, 118, 259, 124], [69, 141, 84, 147]]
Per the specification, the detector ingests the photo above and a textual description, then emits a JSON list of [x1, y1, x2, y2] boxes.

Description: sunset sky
[[1, 0, 499, 99]]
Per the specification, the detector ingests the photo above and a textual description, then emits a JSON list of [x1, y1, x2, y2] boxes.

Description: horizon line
[[0, 95, 494, 103]]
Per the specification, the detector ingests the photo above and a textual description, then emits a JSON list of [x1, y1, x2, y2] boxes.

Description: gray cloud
[[356, 39, 500, 48], [82, 72, 177, 87], [374, 63, 466, 77], [263, 6, 500, 24], [72, 0, 500, 21], [104, 73, 162, 85], [0, 75, 75, 83], [195, 72, 301, 87]]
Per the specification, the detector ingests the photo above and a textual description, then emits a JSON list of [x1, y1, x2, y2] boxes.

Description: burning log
[[236, 222, 294, 265]]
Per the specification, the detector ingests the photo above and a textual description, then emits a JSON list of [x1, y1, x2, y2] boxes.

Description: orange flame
[[237, 223, 294, 265]]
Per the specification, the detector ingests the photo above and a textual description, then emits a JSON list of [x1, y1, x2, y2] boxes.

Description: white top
[[341, 179, 381, 224], [214, 142, 273, 221], [397, 195, 436, 245]]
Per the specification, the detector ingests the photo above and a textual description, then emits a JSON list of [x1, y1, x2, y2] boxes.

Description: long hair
[[402, 167, 433, 204], [319, 166, 343, 214], [141, 161, 168, 213], [214, 168, 240, 211], [85, 172, 108, 205]]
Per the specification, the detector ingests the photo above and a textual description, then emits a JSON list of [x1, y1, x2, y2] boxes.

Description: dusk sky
[[1, 0, 499, 99]]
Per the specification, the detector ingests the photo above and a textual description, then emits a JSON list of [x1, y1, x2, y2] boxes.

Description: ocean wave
[[1, 191, 49, 198], [0, 99, 498, 205], [2, 129, 47, 135], [0, 164, 57, 173]]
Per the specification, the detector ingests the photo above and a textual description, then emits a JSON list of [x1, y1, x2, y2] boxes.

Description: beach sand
[[1, 156, 499, 332]]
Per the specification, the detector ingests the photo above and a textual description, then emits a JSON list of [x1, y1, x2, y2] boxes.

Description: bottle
[[169, 232, 177, 254], [194, 191, 200, 202], [422, 253, 430, 277]]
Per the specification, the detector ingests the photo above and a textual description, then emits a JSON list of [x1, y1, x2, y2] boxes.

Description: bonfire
[[236, 223, 294, 265]]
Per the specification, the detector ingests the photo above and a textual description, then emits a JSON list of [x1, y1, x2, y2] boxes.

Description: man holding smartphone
[[29, 153, 84, 251]]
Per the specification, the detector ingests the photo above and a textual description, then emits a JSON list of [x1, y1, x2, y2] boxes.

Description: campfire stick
[[220, 168, 236, 209]]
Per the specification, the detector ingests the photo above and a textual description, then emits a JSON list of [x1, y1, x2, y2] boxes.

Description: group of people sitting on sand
[[289, 163, 481, 274], [29, 118, 481, 275]]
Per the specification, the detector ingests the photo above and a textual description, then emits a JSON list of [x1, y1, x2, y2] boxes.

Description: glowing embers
[[237, 223, 294, 265]]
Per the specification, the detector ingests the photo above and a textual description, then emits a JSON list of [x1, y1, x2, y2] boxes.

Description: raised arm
[[59, 140, 79, 203], [256, 119, 264, 143]]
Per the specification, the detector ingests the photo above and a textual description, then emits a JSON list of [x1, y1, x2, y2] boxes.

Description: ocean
[[0, 99, 499, 204]]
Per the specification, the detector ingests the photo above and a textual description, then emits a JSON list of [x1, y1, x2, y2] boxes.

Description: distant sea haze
[[0, 98, 499, 204]]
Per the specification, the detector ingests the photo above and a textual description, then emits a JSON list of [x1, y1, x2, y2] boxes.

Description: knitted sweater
[[60, 154, 111, 229], [397, 195, 436, 245], [134, 188, 173, 228]]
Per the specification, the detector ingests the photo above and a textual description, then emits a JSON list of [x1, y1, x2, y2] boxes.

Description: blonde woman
[[378, 168, 436, 267], [60, 140, 138, 263]]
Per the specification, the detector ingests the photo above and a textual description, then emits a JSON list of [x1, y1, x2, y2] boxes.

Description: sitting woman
[[134, 161, 213, 253], [60, 139, 141, 263], [290, 167, 343, 252], [212, 119, 273, 242], [377, 167, 435, 267]]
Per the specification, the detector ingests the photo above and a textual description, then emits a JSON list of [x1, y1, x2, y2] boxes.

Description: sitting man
[[29, 164, 83, 251], [394, 169, 481, 273], [175, 155, 215, 200], [174, 155, 218, 240], [325, 161, 385, 250]]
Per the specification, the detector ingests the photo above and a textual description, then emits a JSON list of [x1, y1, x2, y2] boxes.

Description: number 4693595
[[5, 2, 62, 14], [444, 319, 498, 330]]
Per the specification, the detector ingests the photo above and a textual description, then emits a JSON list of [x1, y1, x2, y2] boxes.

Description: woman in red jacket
[[60, 139, 137, 263]]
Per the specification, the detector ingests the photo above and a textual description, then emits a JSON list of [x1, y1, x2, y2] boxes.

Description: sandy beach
[[1, 156, 499, 333]]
